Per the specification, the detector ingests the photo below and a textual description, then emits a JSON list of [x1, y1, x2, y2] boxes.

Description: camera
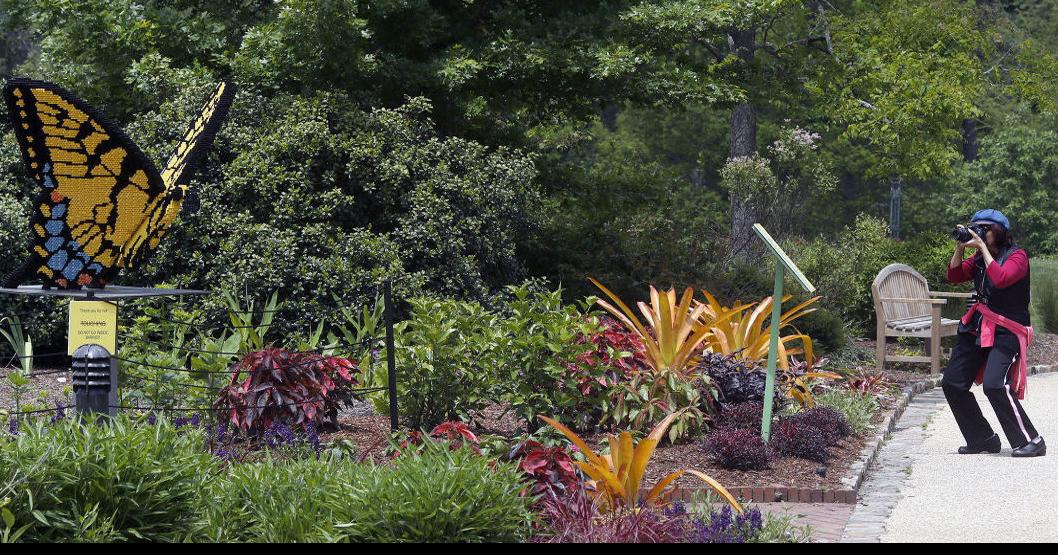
[[951, 223, 987, 243]]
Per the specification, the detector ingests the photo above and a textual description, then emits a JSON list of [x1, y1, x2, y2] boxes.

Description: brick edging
[[662, 364, 1058, 505]]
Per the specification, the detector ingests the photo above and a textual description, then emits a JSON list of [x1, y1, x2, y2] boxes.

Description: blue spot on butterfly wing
[[45, 220, 63, 235], [51, 204, 66, 218], [62, 259, 84, 281], [87, 263, 103, 274], [42, 165, 55, 189], [47, 250, 68, 271], [44, 237, 63, 252]]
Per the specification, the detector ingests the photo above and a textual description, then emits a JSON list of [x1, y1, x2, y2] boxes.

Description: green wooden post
[[751, 223, 815, 443], [761, 264, 784, 442]]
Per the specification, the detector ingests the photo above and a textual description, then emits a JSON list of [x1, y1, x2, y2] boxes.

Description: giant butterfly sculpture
[[1, 78, 234, 290]]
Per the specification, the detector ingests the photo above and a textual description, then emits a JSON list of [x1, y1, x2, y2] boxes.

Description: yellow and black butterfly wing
[[1, 78, 168, 289], [119, 81, 234, 269]]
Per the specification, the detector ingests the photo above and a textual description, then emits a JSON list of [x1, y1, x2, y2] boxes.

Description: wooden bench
[[872, 263, 972, 374]]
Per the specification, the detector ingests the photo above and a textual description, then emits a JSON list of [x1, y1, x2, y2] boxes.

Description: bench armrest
[[930, 291, 973, 298], [879, 297, 947, 305]]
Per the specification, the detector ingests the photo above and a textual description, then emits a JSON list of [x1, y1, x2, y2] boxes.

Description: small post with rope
[[384, 280, 399, 430]]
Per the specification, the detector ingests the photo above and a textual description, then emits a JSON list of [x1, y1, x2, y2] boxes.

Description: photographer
[[942, 209, 1044, 457]]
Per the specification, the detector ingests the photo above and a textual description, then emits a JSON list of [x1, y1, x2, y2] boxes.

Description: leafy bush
[[785, 214, 896, 330], [770, 417, 830, 463], [603, 369, 710, 443], [1031, 259, 1058, 333], [562, 316, 646, 427], [793, 306, 847, 355], [718, 401, 765, 432], [785, 406, 851, 446], [0, 415, 216, 542], [493, 284, 599, 430], [390, 297, 502, 430], [815, 389, 881, 436], [213, 347, 361, 432], [200, 457, 362, 542], [703, 428, 770, 471], [341, 441, 534, 542]]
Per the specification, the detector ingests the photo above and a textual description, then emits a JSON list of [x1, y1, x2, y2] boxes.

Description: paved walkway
[[756, 502, 853, 543], [842, 372, 1058, 542]]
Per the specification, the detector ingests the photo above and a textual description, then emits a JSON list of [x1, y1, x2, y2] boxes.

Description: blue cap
[[971, 208, 1010, 231]]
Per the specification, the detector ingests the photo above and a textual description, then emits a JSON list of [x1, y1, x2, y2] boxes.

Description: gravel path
[[879, 372, 1058, 542]]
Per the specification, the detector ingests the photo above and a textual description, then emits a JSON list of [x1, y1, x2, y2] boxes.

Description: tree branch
[[700, 40, 727, 63]]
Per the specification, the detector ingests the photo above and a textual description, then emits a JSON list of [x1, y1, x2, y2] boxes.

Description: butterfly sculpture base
[[0, 284, 209, 300]]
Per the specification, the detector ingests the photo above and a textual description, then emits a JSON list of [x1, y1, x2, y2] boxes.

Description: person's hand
[[960, 227, 987, 252]]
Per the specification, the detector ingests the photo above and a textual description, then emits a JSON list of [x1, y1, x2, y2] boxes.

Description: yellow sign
[[68, 301, 118, 356]]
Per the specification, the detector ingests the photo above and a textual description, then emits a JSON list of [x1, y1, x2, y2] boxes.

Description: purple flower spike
[[304, 421, 321, 455], [147, 413, 158, 426], [190, 413, 201, 427], [50, 402, 67, 424], [8, 418, 18, 436]]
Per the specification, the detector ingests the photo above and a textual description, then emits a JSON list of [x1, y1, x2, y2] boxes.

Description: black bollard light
[[72, 344, 117, 420]]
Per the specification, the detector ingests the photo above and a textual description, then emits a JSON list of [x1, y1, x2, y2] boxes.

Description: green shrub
[[1031, 259, 1058, 333], [793, 306, 847, 355], [493, 283, 598, 430], [342, 441, 534, 542], [0, 415, 217, 542], [391, 297, 504, 430], [814, 389, 880, 436], [391, 283, 609, 432], [200, 457, 362, 542]]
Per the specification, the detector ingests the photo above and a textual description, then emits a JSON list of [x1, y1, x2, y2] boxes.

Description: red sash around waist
[[961, 303, 1034, 399]]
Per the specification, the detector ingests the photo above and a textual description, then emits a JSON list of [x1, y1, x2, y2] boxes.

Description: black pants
[[942, 331, 1039, 449]]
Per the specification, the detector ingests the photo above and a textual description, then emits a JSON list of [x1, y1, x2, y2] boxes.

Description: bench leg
[[930, 307, 942, 374], [876, 320, 886, 372]]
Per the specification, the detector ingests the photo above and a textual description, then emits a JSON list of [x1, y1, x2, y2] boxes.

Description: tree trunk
[[728, 27, 758, 262], [889, 176, 902, 239], [962, 118, 978, 161], [600, 103, 619, 133]]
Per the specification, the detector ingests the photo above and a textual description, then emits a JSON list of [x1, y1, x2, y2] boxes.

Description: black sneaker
[[1012, 437, 1046, 458], [958, 433, 1002, 454]]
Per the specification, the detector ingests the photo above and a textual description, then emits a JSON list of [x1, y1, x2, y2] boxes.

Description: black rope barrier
[[1, 405, 69, 416], [114, 352, 379, 376], [116, 334, 382, 358], [5, 351, 69, 360]]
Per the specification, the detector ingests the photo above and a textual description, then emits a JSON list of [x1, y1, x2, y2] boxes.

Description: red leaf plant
[[390, 421, 482, 459], [508, 440, 581, 501], [559, 317, 649, 419], [213, 347, 361, 434]]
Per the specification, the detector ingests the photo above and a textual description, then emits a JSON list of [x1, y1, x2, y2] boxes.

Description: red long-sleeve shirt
[[947, 249, 1029, 288]]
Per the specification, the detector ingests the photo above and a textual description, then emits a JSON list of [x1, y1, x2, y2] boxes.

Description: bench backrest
[[872, 263, 932, 322]]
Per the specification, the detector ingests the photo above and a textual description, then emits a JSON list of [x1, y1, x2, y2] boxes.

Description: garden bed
[[8, 333, 1058, 500]]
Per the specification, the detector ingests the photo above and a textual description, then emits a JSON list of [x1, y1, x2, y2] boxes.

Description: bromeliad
[[589, 279, 742, 376], [539, 413, 743, 514]]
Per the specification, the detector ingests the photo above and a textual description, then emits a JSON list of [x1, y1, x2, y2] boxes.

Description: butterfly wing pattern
[[1, 79, 233, 289]]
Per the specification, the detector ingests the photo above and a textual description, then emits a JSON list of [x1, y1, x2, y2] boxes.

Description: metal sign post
[[752, 223, 815, 442], [0, 285, 209, 420]]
